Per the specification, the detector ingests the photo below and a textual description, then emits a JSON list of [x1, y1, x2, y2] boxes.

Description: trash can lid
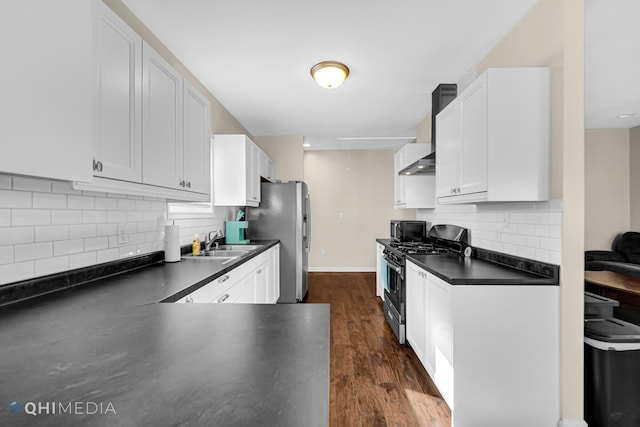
[[585, 318, 640, 343], [584, 291, 619, 308]]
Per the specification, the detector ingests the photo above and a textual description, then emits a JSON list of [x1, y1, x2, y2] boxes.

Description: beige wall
[[476, 0, 564, 200], [253, 136, 305, 182], [103, 0, 250, 137], [585, 129, 630, 250], [631, 126, 640, 231], [304, 151, 415, 270], [416, 114, 432, 147]]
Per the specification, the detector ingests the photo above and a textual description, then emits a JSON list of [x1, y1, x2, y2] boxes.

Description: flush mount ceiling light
[[310, 61, 350, 89], [616, 113, 636, 119]]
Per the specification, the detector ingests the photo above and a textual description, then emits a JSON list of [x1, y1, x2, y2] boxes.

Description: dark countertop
[[0, 241, 330, 426], [377, 239, 558, 285]]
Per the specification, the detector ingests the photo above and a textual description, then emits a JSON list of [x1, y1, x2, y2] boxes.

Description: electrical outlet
[[320, 248, 326, 256], [117, 225, 128, 245]]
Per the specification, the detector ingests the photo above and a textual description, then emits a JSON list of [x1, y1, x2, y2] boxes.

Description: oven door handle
[[384, 256, 405, 280]]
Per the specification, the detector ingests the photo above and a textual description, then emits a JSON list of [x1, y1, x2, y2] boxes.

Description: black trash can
[[584, 317, 640, 427], [585, 291, 619, 319]]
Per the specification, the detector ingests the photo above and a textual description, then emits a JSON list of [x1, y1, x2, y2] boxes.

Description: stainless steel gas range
[[382, 224, 469, 344]]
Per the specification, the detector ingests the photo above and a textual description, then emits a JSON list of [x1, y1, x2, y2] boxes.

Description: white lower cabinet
[[405, 260, 560, 427], [405, 261, 426, 364], [178, 246, 280, 304]]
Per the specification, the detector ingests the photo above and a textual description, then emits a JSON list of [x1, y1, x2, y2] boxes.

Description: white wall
[[0, 174, 230, 286]]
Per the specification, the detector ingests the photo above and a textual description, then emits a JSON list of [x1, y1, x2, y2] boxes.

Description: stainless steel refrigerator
[[246, 181, 310, 303]]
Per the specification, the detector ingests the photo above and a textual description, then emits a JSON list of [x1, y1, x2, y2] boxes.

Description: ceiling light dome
[[310, 61, 350, 89]]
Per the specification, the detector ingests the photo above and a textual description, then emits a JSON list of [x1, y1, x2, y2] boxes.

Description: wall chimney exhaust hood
[[398, 152, 435, 175], [398, 83, 457, 176]]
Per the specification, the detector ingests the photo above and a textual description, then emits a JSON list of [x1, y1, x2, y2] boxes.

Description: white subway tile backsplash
[[0, 246, 14, 265], [95, 197, 117, 210], [51, 210, 83, 225], [33, 192, 67, 209], [35, 225, 69, 242], [97, 224, 117, 237], [54, 239, 84, 256], [0, 189, 32, 208], [69, 224, 97, 239], [35, 256, 70, 276], [0, 175, 12, 189], [0, 227, 34, 246], [12, 209, 50, 226], [0, 174, 226, 285], [96, 248, 119, 263], [418, 199, 563, 264], [13, 177, 51, 193], [107, 211, 128, 224], [82, 210, 107, 224], [0, 261, 34, 285], [117, 198, 136, 211], [84, 236, 108, 252], [0, 209, 10, 227], [70, 252, 97, 269], [68, 195, 95, 210]]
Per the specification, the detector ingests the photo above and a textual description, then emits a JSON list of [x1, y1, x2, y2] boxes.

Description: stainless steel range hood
[[398, 152, 435, 175], [397, 83, 456, 176]]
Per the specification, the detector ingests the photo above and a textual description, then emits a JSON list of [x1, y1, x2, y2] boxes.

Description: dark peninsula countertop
[[377, 239, 558, 285], [0, 241, 330, 426]]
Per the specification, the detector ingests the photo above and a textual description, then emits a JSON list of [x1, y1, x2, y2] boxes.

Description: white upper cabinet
[[183, 81, 212, 194], [74, 4, 211, 201], [259, 148, 275, 182], [142, 42, 183, 190], [213, 134, 273, 207], [394, 143, 436, 209], [93, 1, 142, 183], [436, 68, 550, 204], [0, 1, 93, 182]]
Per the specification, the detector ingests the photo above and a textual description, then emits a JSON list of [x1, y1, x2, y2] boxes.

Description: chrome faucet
[[205, 230, 224, 251]]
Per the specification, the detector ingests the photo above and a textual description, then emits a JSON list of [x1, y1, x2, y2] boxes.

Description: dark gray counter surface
[[377, 239, 558, 285], [0, 241, 330, 426]]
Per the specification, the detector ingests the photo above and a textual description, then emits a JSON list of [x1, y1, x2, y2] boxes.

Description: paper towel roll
[[164, 224, 181, 262]]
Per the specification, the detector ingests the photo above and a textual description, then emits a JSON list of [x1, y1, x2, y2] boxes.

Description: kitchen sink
[[216, 244, 262, 251]]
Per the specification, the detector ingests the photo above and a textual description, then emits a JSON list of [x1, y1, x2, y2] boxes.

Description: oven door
[[383, 254, 406, 344]]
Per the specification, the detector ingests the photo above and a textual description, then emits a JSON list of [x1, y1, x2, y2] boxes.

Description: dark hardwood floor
[[307, 272, 451, 427]]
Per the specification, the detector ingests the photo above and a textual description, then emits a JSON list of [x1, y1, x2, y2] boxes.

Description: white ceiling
[[122, 0, 639, 149]]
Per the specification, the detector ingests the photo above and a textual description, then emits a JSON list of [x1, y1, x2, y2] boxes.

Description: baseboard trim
[[309, 267, 376, 273], [558, 420, 587, 427]]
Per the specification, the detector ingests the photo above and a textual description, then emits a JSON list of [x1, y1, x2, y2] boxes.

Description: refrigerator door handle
[[303, 194, 311, 252]]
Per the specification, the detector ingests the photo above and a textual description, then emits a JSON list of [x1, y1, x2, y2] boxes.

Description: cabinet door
[[426, 273, 454, 407], [93, 2, 142, 182], [266, 157, 275, 182], [435, 103, 459, 198], [375, 243, 384, 298], [142, 42, 183, 190], [182, 81, 211, 194], [0, 1, 92, 182], [254, 260, 269, 304], [246, 141, 260, 205], [459, 77, 488, 196], [406, 262, 426, 365], [267, 246, 281, 303]]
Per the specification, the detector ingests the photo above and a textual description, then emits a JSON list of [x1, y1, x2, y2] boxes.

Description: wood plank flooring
[[307, 272, 451, 427]]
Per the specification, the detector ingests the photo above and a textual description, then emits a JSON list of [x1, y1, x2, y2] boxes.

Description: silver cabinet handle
[[186, 295, 194, 303], [186, 181, 191, 188], [92, 159, 103, 172], [179, 179, 185, 187], [217, 293, 230, 303], [218, 275, 230, 283]]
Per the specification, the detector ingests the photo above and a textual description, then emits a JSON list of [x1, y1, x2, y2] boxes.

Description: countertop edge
[[159, 240, 280, 303], [377, 238, 559, 286]]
